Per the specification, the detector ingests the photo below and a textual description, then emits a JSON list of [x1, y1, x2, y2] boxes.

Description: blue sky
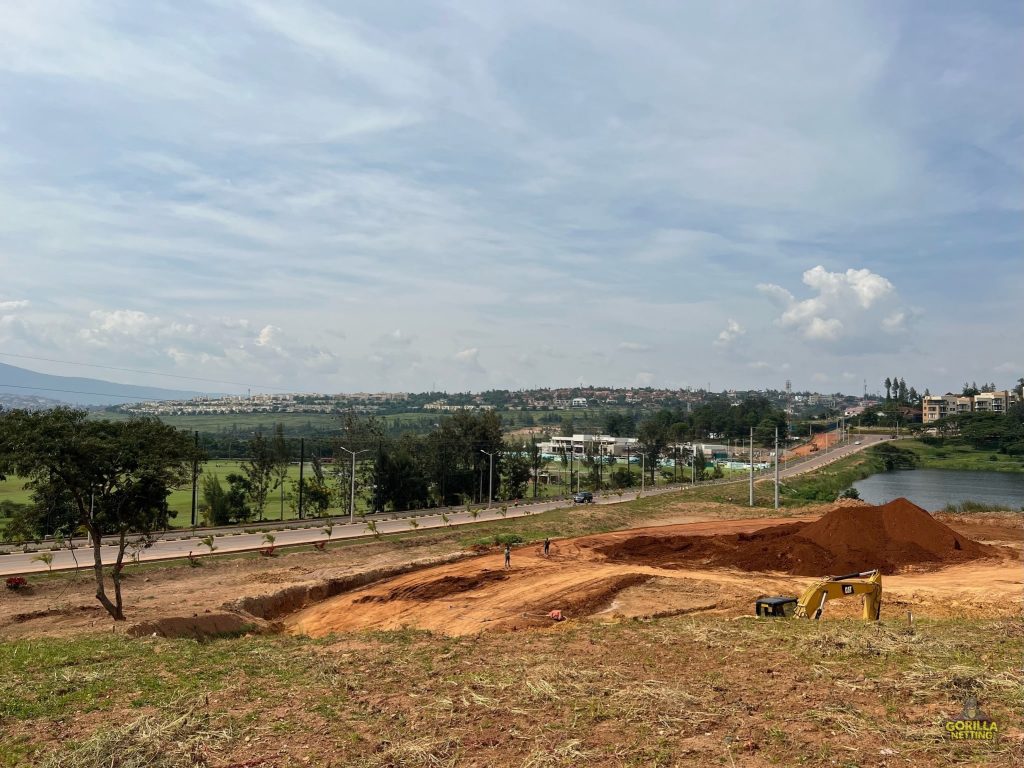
[[0, 1, 1021, 396]]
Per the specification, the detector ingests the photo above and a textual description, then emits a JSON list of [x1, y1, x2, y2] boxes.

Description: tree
[[0, 409, 200, 620], [609, 466, 633, 489], [372, 441, 430, 511], [527, 438, 543, 499], [636, 418, 668, 485], [270, 424, 290, 520], [897, 378, 908, 404], [884, 377, 892, 401], [693, 447, 707, 480], [202, 474, 252, 526], [501, 443, 532, 500], [243, 431, 275, 521]]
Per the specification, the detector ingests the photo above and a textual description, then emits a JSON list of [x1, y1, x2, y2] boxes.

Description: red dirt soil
[[597, 498, 996, 575]]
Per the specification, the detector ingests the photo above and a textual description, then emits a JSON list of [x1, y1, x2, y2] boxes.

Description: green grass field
[[897, 439, 1024, 472]]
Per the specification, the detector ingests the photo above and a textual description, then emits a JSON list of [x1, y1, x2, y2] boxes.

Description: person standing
[[543, 538, 551, 558], [504, 543, 512, 569]]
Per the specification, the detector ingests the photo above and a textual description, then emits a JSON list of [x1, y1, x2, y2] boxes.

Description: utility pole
[[749, 427, 754, 507], [337, 445, 369, 524], [639, 453, 647, 495], [297, 438, 305, 520], [774, 427, 779, 510], [190, 430, 199, 529], [480, 450, 495, 507]]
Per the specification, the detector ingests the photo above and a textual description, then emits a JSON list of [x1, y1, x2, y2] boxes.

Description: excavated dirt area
[[2, 498, 1018, 640], [287, 499, 1019, 637], [597, 498, 996, 575]]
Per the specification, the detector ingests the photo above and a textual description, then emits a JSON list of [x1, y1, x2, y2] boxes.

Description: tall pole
[[350, 449, 357, 523], [298, 437, 305, 520], [480, 450, 495, 507], [774, 427, 779, 510], [191, 430, 198, 529], [639, 453, 646, 495], [337, 446, 369, 524], [749, 427, 754, 507]]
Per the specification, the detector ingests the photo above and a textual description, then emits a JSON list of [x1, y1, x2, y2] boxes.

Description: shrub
[[5, 576, 27, 591]]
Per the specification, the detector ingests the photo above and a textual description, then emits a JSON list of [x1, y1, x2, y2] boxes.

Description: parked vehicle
[[573, 491, 594, 504]]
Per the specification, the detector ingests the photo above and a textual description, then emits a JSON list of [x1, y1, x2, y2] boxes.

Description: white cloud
[[715, 319, 745, 347], [759, 266, 911, 346], [0, 3, 1014, 393], [255, 324, 284, 349], [0, 300, 30, 311]]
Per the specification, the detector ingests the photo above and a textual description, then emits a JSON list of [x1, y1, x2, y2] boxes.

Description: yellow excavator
[[755, 569, 881, 620]]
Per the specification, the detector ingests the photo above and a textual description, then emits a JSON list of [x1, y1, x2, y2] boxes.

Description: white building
[[538, 433, 638, 458]]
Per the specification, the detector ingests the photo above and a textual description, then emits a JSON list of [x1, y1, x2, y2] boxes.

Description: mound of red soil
[[599, 498, 997, 575]]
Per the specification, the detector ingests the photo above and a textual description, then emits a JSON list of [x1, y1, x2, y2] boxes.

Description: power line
[[0, 351, 290, 392], [0, 383, 160, 401]]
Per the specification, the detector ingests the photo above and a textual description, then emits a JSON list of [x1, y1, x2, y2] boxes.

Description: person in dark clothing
[[504, 543, 512, 569], [543, 538, 551, 558]]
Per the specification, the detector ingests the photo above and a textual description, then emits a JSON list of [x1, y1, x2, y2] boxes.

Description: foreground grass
[[2, 616, 1020, 766]]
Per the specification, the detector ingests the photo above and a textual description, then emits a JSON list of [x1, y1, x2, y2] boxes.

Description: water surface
[[853, 469, 1024, 512]]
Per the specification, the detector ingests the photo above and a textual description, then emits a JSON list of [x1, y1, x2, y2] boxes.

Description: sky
[[0, 1, 1021, 398]]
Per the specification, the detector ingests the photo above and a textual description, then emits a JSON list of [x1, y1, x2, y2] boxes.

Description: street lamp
[[336, 445, 369, 524], [636, 452, 647, 495], [479, 449, 495, 507]]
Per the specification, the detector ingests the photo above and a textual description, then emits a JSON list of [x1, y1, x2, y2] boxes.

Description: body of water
[[853, 469, 1024, 511]]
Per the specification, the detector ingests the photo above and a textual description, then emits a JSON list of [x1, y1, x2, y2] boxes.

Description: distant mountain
[[0, 362, 206, 407], [0, 392, 66, 411]]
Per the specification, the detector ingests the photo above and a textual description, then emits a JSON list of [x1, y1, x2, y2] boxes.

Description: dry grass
[[39, 702, 232, 768]]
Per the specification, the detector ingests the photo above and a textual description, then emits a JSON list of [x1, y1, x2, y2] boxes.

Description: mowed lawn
[[2, 461, 311, 529]]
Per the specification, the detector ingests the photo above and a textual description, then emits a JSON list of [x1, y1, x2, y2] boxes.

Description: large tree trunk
[[87, 521, 121, 620], [110, 530, 126, 621]]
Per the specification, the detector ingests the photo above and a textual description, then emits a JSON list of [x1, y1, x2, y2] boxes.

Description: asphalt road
[[0, 435, 888, 576]]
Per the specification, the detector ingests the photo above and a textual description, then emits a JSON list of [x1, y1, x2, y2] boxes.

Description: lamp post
[[749, 427, 754, 507], [336, 445, 369, 524], [637, 453, 647, 495], [480, 449, 495, 507]]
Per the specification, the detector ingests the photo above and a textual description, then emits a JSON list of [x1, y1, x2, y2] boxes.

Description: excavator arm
[[793, 570, 882, 620]]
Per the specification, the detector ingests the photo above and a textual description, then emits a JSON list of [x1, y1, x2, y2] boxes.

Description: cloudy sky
[[1, 1, 1021, 397]]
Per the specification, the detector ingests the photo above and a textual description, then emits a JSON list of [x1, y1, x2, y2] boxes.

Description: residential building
[[922, 391, 1018, 423]]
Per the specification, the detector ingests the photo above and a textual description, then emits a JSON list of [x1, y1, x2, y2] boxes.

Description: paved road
[[0, 435, 888, 576]]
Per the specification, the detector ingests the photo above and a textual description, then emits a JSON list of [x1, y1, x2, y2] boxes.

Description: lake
[[853, 469, 1024, 511]]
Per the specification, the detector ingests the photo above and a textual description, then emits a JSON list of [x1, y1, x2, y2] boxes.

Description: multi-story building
[[539, 434, 638, 458], [922, 391, 1018, 423]]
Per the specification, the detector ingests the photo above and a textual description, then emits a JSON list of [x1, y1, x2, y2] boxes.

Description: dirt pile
[[599, 498, 997, 575]]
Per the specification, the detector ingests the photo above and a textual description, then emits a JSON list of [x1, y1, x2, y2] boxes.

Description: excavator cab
[[755, 596, 797, 617]]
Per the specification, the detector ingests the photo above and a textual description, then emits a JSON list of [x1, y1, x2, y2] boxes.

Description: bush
[[5, 576, 27, 591]]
